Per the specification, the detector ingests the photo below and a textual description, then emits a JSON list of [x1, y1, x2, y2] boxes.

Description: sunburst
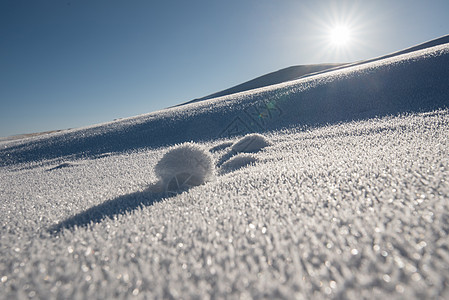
[[329, 25, 352, 46]]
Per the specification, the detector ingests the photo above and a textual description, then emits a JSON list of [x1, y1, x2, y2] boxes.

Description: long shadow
[[48, 184, 167, 234]]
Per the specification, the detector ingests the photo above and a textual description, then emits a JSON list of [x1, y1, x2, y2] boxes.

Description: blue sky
[[1, 0, 448, 137]]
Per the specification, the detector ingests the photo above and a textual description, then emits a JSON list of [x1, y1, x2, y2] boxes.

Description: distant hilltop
[[178, 63, 346, 106], [0, 129, 66, 143], [179, 34, 449, 107]]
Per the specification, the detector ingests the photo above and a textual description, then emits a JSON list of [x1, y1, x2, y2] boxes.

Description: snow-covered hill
[[183, 34, 449, 106], [1, 36, 449, 299], [181, 63, 346, 105], [2, 37, 449, 168]]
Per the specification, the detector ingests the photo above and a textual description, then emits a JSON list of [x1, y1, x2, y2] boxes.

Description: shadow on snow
[[48, 183, 168, 234]]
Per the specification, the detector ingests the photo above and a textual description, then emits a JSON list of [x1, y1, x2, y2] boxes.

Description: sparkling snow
[[1, 39, 449, 299]]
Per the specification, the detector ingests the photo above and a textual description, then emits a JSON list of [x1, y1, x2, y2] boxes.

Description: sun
[[329, 25, 352, 46], [306, 1, 367, 61]]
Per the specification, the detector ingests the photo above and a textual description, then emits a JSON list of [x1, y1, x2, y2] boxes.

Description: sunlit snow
[[1, 36, 449, 299]]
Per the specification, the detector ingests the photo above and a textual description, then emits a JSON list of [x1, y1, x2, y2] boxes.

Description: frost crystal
[[232, 133, 270, 153], [155, 143, 214, 194], [221, 154, 257, 173]]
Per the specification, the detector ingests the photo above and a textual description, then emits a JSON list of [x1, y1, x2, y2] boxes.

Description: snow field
[[1, 110, 449, 298], [1, 37, 449, 299]]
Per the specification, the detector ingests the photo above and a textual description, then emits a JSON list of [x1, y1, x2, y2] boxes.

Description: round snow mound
[[232, 133, 270, 153], [155, 143, 214, 194], [221, 154, 257, 173]]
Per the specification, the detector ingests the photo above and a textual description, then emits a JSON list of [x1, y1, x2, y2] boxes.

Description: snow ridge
[[1, 43, 449, 167]]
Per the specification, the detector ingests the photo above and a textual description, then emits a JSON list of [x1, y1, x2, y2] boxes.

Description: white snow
[[155, 143, 214, 195], [231, 133, 271, 153], [220, 153, 257, 173], [1, 36, 449, 299]]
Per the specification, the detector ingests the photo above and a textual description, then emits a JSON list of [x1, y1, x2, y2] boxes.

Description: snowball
[[232, 133, 270, 153], [220, 154, 257, 173], [155, 143, 214, 194]]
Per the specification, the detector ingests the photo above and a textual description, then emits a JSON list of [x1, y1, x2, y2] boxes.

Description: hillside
[[1, 37, 449, 167], [181, 63, 346, 105], [182, 34, 449, 107]]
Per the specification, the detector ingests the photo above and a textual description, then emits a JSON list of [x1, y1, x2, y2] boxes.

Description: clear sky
[[1, 0, 448, 137]]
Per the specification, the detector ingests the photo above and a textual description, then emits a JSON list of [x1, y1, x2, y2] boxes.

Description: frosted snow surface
[[1, 39, 449, 299], [155, 143, 214, 196], [231, 133, 271, 153]]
